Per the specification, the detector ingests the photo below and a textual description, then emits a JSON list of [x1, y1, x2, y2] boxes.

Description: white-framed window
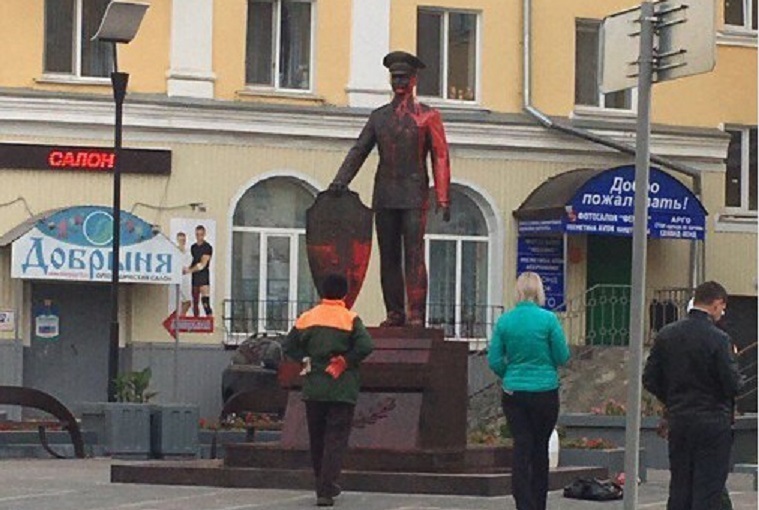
[[425, 187, 493, 340], [575, 19, 634, 111], [44, 0, 112, 78], [229, 178, 318, 336], [416, 8, 479, 102], [245, 0, 314, 91], [725, 0, 757, 30], [725, 126, 757, 212]]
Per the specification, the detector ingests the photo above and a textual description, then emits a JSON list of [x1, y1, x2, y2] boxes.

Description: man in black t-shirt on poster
[[186, 225, 213, 317]]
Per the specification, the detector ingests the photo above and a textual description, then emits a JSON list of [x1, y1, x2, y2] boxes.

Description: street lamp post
[[93, 1, 149, 402]]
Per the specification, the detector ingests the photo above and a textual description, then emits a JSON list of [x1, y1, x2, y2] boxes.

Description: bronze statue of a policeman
[[330, 51, 451, 327]]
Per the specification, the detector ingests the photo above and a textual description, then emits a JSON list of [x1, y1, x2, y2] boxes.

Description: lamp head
[[92, 1, 149, 44]]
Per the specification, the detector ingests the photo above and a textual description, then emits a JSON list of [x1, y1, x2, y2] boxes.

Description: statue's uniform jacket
[[332, 96, 451, 324], [334, 97, 451, 210]]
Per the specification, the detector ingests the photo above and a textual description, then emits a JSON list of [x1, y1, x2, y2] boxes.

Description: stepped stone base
[[111, 459, 607, 496], [224, 443, 514, 473]]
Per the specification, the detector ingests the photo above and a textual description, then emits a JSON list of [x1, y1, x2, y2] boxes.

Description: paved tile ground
[[0, 459, 755, 510]]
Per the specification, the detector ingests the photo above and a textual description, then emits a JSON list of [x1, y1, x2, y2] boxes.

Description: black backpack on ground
[[563, 477, 623, 501]]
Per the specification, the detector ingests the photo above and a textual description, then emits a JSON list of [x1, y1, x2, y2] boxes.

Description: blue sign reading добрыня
[[564, 166, 707, 240], [517, 236, 565, 311], [11, 206, 183, 284]]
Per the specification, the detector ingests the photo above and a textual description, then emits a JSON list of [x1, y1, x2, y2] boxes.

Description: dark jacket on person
[[332, 96, 450, 210], [284, 299, 374, 404], [643, 309, 742, 419]]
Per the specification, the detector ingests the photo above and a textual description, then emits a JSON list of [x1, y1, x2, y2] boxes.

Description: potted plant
[[80, 368, 156, 459]]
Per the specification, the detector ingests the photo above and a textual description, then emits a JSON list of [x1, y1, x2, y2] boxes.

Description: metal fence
[[427, 303, 504, 351], [223, 299, 317, 345], [223, 299, 502, 348], [553, 285, 695, 347], [649, 287, 692, 341], [223, 287, 703, 348], [555, 284, 632, 346]]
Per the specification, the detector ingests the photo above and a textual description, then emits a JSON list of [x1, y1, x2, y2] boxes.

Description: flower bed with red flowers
[[0, 420, 62, 431]]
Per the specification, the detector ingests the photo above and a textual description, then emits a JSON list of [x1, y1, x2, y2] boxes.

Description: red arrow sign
[[163, 312, 214, 336]]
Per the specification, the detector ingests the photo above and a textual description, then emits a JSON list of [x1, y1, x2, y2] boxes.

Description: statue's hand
[[437, 203, 451, 222], [328, 182, 348, 194]]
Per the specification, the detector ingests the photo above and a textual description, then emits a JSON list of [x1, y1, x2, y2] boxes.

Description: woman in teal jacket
[[488, 272, 570, 510]]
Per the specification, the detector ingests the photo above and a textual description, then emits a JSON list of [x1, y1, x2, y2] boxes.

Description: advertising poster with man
[[166, 218, 217, 335]]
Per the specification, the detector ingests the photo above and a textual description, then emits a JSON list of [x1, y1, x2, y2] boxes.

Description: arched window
[[229, 177, 318, 334], [426, 185, 492, 339]]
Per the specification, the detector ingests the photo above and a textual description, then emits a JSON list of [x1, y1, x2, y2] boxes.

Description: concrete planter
[[559, 447, 647, 482], [80, 403, 151, 459], [150, 404, 200, 459], [732, 414, 758, 465], [198, 429, 281, 459], [0, 430, 103, 459], [559, 413, 758, 470], [558, 414, 666, 469]]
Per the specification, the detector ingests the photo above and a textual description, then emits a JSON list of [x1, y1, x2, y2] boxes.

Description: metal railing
[[649, 287, 691, 341], [737, 342, 758, 413], [223, 298, 501, 347], [552, 285, 697, 347], [554, 284, 632, 346], [223, 288, 701, 349], [223, 299, 317, 345], [427, 303, 504, 351]]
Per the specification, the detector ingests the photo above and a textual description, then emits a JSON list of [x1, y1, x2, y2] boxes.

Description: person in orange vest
[[284, 273, 374, 507]]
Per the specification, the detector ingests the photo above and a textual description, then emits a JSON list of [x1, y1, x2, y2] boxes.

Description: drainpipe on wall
[[522, 0, 704, 289]]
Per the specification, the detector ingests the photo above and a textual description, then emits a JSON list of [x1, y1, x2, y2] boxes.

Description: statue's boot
[[379, 311, 405, 327], [407, 317, 425, 328]]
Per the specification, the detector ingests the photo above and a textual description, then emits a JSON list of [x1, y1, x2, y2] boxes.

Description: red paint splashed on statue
[[391, 75, 451, 209]]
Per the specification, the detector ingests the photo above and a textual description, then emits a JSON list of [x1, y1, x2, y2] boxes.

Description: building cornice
[[0, 90, 729, 170]]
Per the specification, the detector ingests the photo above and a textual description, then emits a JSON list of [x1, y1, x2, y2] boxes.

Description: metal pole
[[623, 2, 654, 508], [107, 44, 129, 402], [173, 284, 180, 402]]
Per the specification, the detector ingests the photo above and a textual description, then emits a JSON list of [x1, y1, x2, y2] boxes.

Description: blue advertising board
[[517, 236, 565, 311], [517, 166, 707, 240], [565, 166, 706, 239], [11, 206, 183, 284]]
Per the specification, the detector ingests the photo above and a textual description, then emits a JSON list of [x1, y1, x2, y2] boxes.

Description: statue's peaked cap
[[383, 51, 426, 75]]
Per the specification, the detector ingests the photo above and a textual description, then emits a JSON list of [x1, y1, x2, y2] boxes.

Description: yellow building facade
[[0, 0, 754, 416]]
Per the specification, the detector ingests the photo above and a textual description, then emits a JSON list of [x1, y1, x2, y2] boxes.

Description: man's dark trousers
[[375, 208, 427, 323], [667, 414, 733, 510], [501, 390, 559, 510], [305, 401, 355, 498]]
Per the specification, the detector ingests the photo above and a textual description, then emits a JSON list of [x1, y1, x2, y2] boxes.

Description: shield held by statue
[[306, 190, 373, 309]]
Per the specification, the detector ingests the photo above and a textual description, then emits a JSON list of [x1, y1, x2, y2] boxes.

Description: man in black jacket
[[643, 281, 742, 510]]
